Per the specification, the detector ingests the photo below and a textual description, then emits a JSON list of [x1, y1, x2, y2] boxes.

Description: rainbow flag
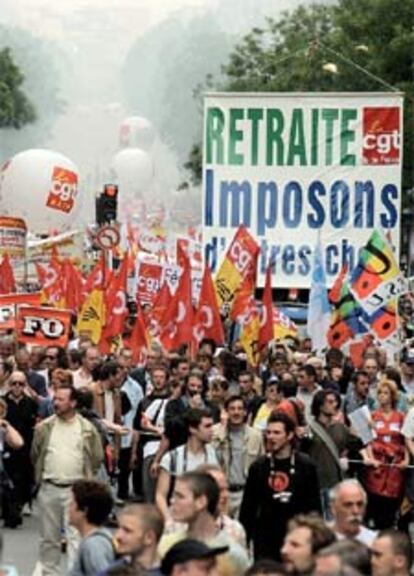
[[328, 275, 368, 349], [350, 230, 406, 313], [366, 298, 399, 354]]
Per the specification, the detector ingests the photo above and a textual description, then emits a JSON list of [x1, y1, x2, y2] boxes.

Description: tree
[[0, 47, 35, 129], [186, 0, 414, 191]]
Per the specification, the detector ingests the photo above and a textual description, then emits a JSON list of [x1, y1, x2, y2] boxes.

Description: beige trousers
[[37, 483, 79, 576]]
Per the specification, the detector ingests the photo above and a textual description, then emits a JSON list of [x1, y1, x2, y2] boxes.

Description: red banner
[[16, 306, 71, 347], [0, 293, 41, 331]]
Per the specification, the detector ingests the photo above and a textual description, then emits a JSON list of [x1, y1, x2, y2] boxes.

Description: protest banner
[[203, 93, 403, 287], [0, 293, 41, 331], [16, 306, 71, 347]]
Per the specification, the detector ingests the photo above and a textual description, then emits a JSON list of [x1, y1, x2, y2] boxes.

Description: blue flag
[[307, 243, 331, 353]]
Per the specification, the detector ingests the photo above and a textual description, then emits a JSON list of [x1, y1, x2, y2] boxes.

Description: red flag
[[193, 266, 224, 351], [0, 254, 16, 294], [230, 274, 255, 322], [127, 302, 150, 364], [348, 335, 373, 369], [35, 257, 63, 305], [101, 256, 129, 343], [258, 262, 273, 349], [62, 259, 84, 313], [329, 263, 349, 305], [160, 258, 193, 351], [145, 280, 171, 338], [84, 254, 106, 294], [176, 240, 189, 268]]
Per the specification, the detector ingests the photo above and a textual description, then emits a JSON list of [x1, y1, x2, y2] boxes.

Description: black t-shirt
[[5, 395, 38, 448], [240, 452, 321, 561]]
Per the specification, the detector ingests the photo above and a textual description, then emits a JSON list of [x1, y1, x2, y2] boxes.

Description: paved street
[[3, 506, 40, 576], [2, 502, 119, 576]]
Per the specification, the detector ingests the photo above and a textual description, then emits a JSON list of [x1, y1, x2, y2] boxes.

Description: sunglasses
[[11, 381, 25, 387]]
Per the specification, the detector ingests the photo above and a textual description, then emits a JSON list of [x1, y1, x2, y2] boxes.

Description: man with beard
[[31, 384, 104, 576], [239, 412, 321, 561], [330, 479, 376, 546], [212, 395, 263, 518]]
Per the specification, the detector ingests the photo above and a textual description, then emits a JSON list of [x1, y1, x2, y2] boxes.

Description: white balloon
[[0, 149, 81, 234], [119, 116, 155, 150], [111, 148, 153, 202]]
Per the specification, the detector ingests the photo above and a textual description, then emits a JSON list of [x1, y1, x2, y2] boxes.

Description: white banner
[[202, 92, 403, 287]]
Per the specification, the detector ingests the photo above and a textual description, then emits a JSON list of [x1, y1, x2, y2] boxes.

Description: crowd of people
[[1, 331, 414, 576]]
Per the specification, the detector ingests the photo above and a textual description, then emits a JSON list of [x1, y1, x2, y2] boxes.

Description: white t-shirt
[[160, 443, 218, 475], [143, 398, 168, 459], [402, 407, 414, 438]]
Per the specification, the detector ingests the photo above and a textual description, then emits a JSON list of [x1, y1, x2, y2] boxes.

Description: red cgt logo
[[362, 107, 401, 165], [46, 166, 78, 213]]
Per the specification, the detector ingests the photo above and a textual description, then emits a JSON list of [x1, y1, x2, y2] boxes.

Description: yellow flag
[[239, 298, 260, 367], [214, 225, 259, 308], [77, 289, 106, 344]]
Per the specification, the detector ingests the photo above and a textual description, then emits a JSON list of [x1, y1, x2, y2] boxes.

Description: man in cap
[[160, 539, 228, 576]]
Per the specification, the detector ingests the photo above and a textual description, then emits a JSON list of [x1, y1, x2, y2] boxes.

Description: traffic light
[[96, 184, 118, 225]]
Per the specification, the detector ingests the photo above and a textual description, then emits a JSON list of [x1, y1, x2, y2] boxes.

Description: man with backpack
[[155, 408, 218, 525]]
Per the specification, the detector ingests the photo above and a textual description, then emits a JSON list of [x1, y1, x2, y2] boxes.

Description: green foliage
[[186, 0, 414, 190], [183, 143, 203, 185], [0, 47, 36, 129]]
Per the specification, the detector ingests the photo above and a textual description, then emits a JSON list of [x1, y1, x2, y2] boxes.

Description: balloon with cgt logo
[[0, 149, 81, 235]]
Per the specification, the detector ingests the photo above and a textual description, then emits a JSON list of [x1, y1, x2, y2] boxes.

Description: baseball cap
[[401, 348, 414, 364], [161, 539, 229, 575], [266, 376, 280, 388]]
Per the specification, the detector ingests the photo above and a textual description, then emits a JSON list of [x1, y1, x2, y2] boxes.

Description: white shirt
[[121, 376, 144, 449], [335, 525, 377, 546], [160, 443, 218, 475], [143, 398, 167, 459], [402, 407, 414, 438]]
